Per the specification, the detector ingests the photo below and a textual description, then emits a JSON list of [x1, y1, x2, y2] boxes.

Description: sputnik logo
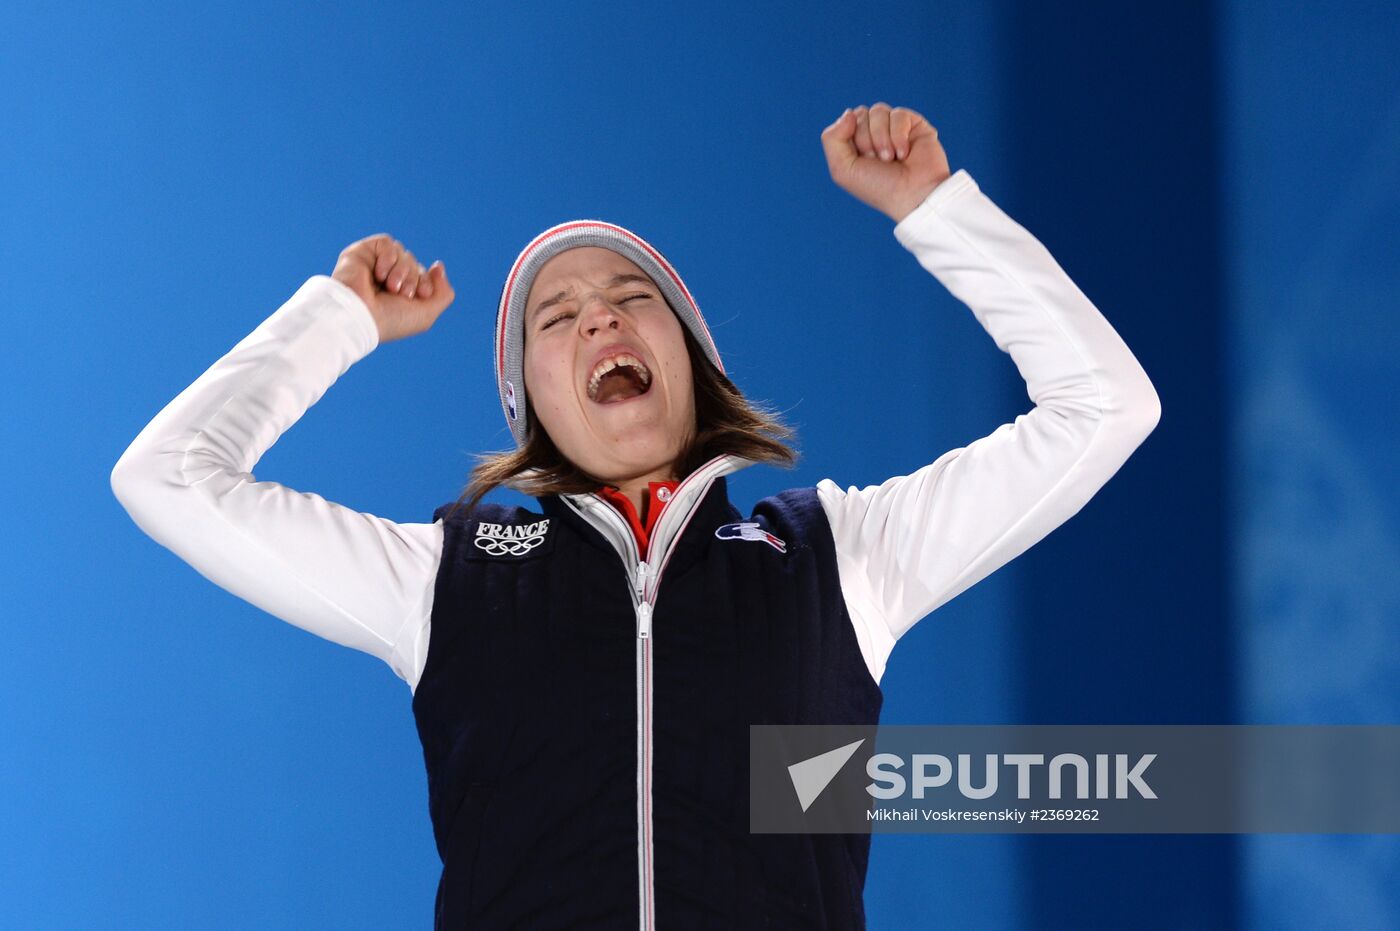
[[788, 739, 866, 812]]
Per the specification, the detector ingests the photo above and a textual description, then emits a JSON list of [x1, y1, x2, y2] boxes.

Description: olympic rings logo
[[474, 534, 546, 556]]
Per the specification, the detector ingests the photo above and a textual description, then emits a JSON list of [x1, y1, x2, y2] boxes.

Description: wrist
[[887, 177, 951, 224]]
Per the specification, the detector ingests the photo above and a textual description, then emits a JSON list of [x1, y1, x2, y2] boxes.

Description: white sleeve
[[818, 169, 1162, 686], [110, 274, 442, 693]]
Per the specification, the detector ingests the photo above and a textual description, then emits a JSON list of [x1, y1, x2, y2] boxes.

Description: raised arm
[[816, 104, 1162, 684], [110, 239, 456, 692]]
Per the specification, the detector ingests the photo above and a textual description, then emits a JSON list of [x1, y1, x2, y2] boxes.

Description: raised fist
[[332, 234, 455, 344], [820, 103, 952, 224]]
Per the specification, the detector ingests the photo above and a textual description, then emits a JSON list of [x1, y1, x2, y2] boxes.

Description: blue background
[[3, 1, 1397, 927]]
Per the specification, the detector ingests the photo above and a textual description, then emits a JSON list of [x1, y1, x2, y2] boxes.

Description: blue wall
[[1001, 2, 1238, 927], [1222, 3, 1400, 927], [1, 1, 1396, 927]]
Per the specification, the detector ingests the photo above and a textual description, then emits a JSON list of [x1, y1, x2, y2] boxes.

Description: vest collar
[[540, 454, 754, 578]]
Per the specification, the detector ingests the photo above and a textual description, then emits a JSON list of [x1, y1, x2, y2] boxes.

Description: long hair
[[442, 326, 798, 521]]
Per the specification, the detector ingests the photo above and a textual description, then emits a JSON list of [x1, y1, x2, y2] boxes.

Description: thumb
[[820, 108, 858, 169], [428, 260, 454, 301]]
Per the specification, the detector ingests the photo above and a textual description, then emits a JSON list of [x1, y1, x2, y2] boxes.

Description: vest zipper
[[569, 497, 654, 929], [560, 454, 747, 931], [635, 562, 652, 638]]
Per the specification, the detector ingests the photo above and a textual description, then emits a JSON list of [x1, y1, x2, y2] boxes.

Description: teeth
[[587, 353, 653, 401]]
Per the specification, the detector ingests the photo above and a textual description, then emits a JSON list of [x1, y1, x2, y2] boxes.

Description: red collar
[[595, 480, 681, 560]]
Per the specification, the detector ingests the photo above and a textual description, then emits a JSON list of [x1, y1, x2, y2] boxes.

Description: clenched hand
[[820, 103, 952, 224], [332, 234, 456, 344]]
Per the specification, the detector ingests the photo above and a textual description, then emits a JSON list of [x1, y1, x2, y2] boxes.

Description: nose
[[578, 295, 622, 338]]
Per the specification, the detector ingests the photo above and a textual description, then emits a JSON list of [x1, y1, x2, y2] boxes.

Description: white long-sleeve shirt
[[110, 168, 1161, 696]]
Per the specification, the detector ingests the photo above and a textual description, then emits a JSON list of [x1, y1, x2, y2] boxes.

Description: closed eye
[[541, 293, 651, 330]]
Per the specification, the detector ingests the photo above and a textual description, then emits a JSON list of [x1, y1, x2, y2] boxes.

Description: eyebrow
[[528, 273, 657, 324]]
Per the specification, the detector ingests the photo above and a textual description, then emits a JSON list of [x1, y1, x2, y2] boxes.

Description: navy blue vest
[[411, 474, 884, 928]]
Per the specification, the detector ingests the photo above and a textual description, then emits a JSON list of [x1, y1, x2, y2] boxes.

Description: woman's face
[[523, 246, 696, 484]]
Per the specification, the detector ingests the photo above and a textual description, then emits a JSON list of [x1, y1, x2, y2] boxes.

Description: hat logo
[[715, 521, 787, 554], [505, 380, 518, 421]]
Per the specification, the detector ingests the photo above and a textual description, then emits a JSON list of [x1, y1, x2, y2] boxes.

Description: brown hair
[[441, 326, 799, 521]]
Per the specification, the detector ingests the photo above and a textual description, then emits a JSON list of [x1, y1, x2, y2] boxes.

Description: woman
[[111, 103, 1161, 929]]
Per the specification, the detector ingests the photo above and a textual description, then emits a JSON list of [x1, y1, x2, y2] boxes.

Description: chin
[[610, 443, 677, 472], [587, 434, 682, 474]]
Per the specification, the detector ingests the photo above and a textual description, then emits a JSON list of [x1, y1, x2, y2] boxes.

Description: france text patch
[[469, 517, 554, 559]]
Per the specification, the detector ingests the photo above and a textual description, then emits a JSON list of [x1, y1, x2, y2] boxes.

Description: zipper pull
[[634, 560, 650, 600], [637, 601, 652, 639]]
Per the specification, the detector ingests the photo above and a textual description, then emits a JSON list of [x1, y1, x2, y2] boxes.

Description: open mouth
[[588, 354, 654, 405]]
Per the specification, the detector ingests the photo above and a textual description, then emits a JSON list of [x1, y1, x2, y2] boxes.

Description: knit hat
[[494, 219, 726, 448]]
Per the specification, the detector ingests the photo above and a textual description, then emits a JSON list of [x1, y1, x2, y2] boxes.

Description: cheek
[[661, 351, 695, 413], [669, 356, 692, 392], [525, 338, 556, 374], [523, 351, 568, 412], [649, 321, 692, 390]]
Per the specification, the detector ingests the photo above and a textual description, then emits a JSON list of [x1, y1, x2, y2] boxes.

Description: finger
[[904, 108, 936, 147], [869, 102, 893, 160], [403, 253, 422, 296], [342, 234, 398, 286], [390, 250, 418, 295], [383, 252, 403, 292], [416, 262, 433, 299], [890, 107, 913, 159], [852, 106, 875, 158], [375, 238, 403, 284], [820, 108, 859, 167], [403, 261, 425, 300]]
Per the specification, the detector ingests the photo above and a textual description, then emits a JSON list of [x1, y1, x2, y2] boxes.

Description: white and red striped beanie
[[494, 219, 726, 448]]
